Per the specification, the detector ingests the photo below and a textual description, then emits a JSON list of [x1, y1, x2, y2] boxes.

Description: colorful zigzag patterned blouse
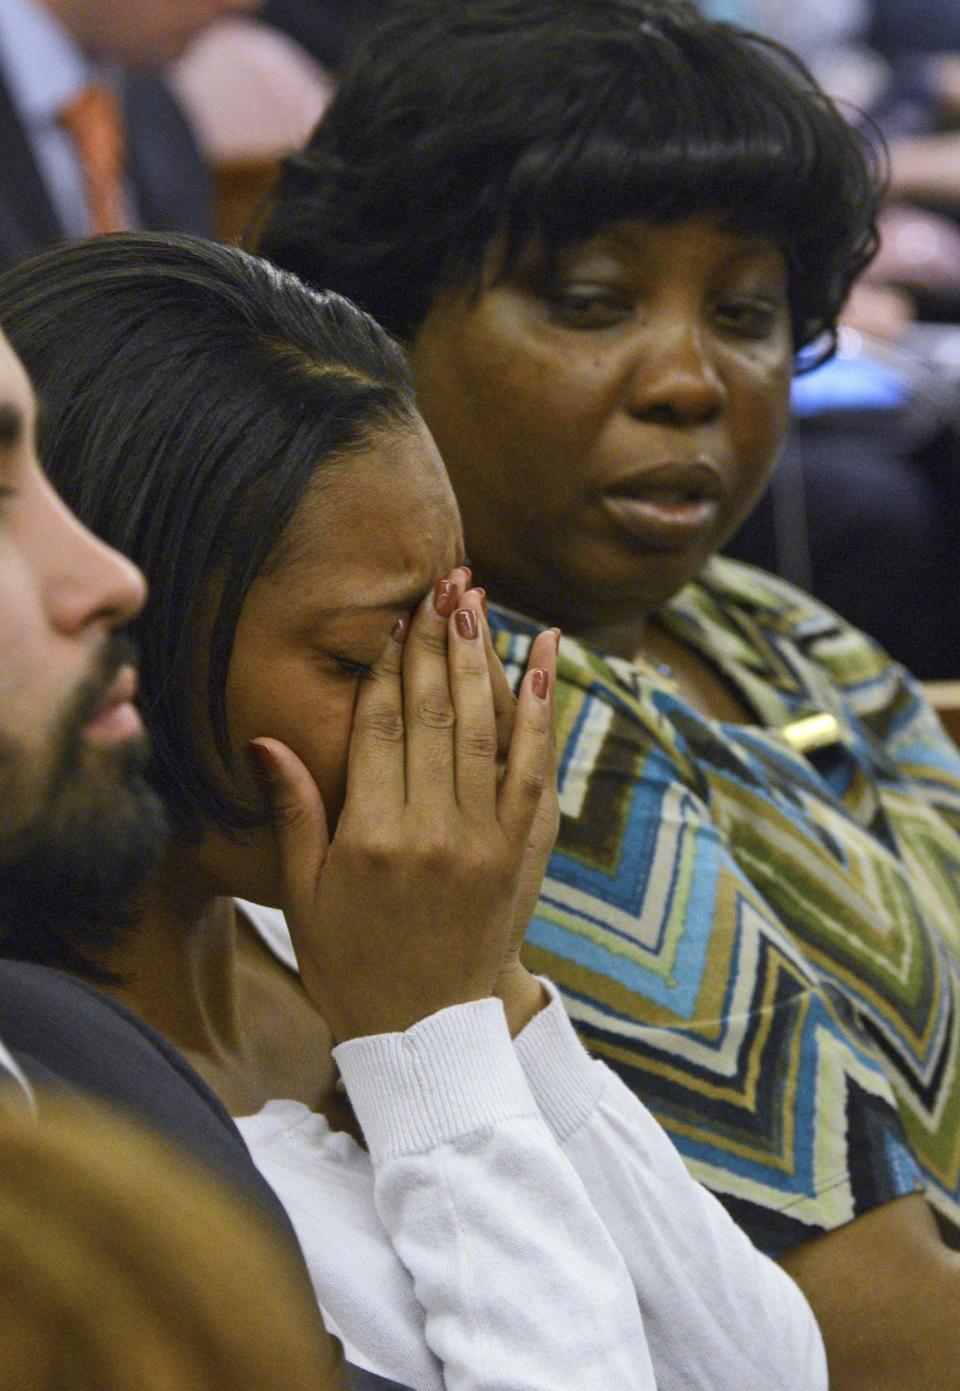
[[492, 556, 960, 1257]]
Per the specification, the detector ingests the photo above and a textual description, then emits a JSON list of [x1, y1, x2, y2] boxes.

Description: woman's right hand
[[252, 572, 558, 1042]]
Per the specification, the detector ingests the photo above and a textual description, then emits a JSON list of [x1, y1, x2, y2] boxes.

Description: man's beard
[[0, 636, 168, 975]]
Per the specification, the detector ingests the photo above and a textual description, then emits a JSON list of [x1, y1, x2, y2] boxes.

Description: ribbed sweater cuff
[[513, 979, 605, 1142], [333, 998, 537, 1164]]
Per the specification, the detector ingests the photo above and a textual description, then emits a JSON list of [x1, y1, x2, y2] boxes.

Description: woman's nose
[[623, 320, 726, 426]]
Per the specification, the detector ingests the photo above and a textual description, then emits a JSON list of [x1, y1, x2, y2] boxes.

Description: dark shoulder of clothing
[[0, 963, 419, 1389], [0, 961, 294, 1241]]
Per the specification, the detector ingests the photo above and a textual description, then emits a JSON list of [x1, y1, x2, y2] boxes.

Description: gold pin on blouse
[[779, 711, 841, 754]]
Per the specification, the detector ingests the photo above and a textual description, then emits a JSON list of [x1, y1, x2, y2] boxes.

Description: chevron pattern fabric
[[492, 557, 960, 1256]]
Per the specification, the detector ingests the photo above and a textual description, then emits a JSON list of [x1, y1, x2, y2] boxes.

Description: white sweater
[[235, 907, 825, 1390]]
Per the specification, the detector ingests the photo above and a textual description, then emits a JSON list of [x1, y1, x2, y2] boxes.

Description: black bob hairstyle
[[258, 0, 884, 364], [0, 234, 418, 839]]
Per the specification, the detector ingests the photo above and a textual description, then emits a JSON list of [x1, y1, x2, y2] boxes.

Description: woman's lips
[[83, 665, 144, 745], [598, 462, 723, 549], [600, 491, 720, 546]]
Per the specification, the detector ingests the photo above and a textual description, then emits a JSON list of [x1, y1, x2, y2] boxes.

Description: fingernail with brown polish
[[434, 578, 457, 617], [531, 668, 549, 700], [391, 614, 409, 643], [455, 607, 479, 640], [474, 587, 488, 617]]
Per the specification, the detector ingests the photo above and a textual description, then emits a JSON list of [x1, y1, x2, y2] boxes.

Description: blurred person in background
[[260, 1, 960, 1385], [699, 0, 960, 676], [170, 6, 335, 243], [262, 0, 386, 74], [700, 0, 960, 318], [166, 3, 384, 248], [168, 3, 392, 247], [0, 0, 261, 271]]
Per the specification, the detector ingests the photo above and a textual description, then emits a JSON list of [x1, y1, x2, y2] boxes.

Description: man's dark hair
[[0, 233, 418, 840], [257, 0, 884, 364]]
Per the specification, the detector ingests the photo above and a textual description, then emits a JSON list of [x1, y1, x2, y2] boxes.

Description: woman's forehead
[[265, 426, 463, 603]]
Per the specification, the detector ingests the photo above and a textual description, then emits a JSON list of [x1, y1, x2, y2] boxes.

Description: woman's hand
[[252, 572, 558, 1042]]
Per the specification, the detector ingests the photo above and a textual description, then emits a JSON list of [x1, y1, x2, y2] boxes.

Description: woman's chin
[[556, 552, 714, 629]]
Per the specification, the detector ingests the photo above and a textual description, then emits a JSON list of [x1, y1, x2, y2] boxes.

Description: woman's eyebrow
[[320, 556, 471, 618], [320, 586, 433, 618], [323, 570, 475, 618]]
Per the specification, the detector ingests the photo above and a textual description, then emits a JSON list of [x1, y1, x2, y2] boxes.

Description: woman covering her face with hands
[[0, 234, 826, 1389], [258, 1, 960, 1385]]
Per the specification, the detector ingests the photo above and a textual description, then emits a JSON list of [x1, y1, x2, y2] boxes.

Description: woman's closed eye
[[333, 655, 374, 679]]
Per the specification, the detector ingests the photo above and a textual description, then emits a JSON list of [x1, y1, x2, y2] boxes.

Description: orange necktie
[[58, 83, 130, 235]]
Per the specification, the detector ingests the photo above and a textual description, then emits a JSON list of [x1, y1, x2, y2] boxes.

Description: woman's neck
[[88, 849, 340, 1118], [489, 576, 754, 722], [570, 613, 654, 661], [93, 851, 245, 1060], [490, 578, 653, 661]]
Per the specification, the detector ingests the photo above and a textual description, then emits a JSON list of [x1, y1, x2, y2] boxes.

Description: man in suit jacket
[[0, 0, 259, 271]]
